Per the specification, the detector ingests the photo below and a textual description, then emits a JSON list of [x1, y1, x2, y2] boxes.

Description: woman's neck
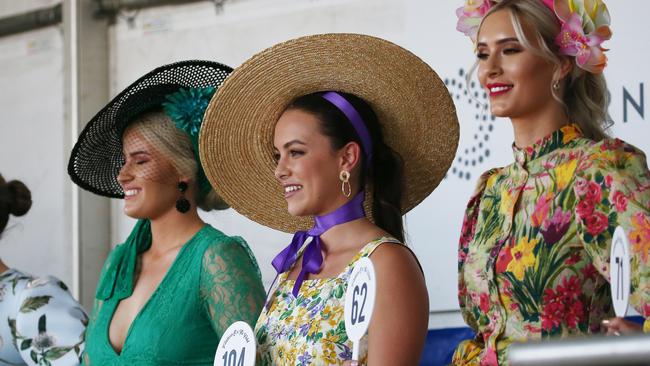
[[510, 104, 569, 148], [149, 209, 204, 255], [319, 217, 384, 254], [0, 259, 8, 273]]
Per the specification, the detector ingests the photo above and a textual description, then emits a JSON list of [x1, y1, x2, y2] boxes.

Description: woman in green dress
[[67, 61, 265, 365]]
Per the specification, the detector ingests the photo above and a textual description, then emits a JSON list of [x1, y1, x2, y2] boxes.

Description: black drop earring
[[175, 181, 190, 213]]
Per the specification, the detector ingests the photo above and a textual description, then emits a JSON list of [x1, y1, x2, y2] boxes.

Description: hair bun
[[7, 180, 32, 216]]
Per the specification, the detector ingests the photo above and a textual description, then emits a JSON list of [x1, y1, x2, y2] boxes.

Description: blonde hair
[[478, 0, 611, 140], [129, 110, 228, 211]]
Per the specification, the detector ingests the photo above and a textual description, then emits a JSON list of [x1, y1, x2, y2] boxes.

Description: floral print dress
[[0, 269, 87, 366], [453, 125, 650, 365], [255, 237, 400, 366]]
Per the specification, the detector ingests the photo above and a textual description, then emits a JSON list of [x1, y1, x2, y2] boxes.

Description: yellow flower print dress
[[255, 237, 400, 366], [453, 125, 650, 365]]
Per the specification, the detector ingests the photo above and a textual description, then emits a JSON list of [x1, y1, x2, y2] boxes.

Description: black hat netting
[[68, 60, 232, 198]]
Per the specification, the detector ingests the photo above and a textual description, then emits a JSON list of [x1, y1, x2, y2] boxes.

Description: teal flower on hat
[[162, 86, 216, 137], [162, 86, 217, 200]]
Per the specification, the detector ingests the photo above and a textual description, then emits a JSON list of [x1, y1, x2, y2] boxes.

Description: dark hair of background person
[[0, 174, 32, 234], [287, 92, 405, 242]]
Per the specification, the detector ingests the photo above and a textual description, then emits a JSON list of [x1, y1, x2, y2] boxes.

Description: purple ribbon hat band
[[321, 91, 373, 162]]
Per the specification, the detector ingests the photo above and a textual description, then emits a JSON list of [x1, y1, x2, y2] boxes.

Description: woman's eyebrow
[[126, 150, 150, 158], [283, 139, 307, 149], [477, 37, 520, 48]]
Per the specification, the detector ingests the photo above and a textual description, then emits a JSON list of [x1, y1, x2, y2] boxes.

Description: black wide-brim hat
[[68, 60, 232, 198]]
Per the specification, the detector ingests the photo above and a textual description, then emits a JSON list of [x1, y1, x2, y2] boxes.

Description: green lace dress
[[83, 220, 265, 366]]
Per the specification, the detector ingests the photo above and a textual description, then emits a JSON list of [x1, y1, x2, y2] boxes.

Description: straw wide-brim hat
[[200, 33, 459, 233]]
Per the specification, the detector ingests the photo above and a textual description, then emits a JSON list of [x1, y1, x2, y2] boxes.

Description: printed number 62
[[351, 283, 368, 325]]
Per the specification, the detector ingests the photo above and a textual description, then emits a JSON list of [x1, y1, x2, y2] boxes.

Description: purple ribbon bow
[[270, 191, 366, 298]]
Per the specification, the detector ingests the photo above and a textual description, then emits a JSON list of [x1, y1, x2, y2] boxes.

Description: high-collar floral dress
[[453, 125, 650, 365]]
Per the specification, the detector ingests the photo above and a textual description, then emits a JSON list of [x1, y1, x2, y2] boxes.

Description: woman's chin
[[286, 206, 304, 217], [124, 211, 145, 219], [123, 206, 148, 219], [488, 105, 511, 118], [286, 203, 313, 217]]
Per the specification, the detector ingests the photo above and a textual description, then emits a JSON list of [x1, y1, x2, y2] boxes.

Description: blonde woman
[[68, 61, 265, 365], [453, 0, 650, 364]]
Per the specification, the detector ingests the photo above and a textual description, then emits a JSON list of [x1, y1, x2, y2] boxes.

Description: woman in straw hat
[[453, 0, 650, 364], [200, 34, 459, 365], [0, 174, 87, 365], [68, 60, 265, 365]]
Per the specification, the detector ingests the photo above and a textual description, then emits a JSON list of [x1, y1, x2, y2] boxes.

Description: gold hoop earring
[[552, 80, 560, 90], [339, 170, 351, 198]]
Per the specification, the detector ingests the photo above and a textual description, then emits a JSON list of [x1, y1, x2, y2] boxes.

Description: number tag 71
[[344, 257, 377, 362], [610, 226, 631, 317]]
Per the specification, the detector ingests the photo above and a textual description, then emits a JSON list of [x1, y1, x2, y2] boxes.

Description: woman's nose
[[117, 162, 133, 185], [480, 53, 502, 81], [274, 157, 289, 181]]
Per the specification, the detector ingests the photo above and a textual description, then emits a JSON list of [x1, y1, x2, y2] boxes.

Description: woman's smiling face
[[118, 126, 180, 219], [273, 108, 349, 217], [476, 9, 558, 120]]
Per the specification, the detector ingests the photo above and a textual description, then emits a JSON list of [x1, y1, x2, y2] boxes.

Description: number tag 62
[[345, 257, 377, 345]]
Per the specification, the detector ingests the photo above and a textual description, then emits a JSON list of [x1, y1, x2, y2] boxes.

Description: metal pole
[[509, 334, 650, 366], [0, 4, 62, 38], [94, 0, 211, 18], [63, 0, 111, 310], [0, 0, 218, 37]]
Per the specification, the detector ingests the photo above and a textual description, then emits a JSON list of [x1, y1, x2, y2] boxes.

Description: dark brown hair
[[0, 174, 32, 234], [287, 92, 405, 242]]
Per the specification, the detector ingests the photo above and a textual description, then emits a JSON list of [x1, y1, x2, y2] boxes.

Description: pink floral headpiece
[[455, 0, 612, 74]]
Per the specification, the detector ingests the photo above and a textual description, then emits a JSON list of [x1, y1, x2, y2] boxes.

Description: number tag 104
[[344, 257, 377, 362], [213, 321, 255, 366]]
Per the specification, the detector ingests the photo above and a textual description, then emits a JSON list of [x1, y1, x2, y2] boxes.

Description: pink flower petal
[[581, 47, 607, 73], [575, 49, 591, 66]]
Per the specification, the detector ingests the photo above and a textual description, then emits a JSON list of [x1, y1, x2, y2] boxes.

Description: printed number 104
[[222, 348, 245, 366]]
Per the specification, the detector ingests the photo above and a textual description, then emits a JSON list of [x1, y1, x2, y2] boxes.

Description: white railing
[[508, 334, 650, 366]]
